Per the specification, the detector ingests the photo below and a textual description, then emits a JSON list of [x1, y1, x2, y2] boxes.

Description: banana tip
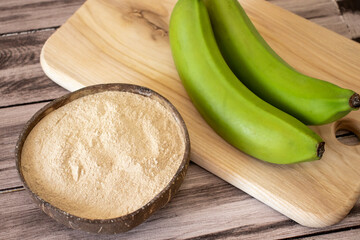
[[317, 142, 325, 159], [350, 93, 360, 109]]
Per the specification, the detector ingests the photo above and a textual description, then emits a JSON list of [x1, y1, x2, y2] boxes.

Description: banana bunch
[[169, 0, 358, 164]]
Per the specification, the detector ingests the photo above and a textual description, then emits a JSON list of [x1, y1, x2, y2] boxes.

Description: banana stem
[[350, 93, 360, 108], [317, 142, 325, 159]]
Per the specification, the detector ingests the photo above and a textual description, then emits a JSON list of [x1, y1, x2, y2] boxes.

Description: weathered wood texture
[[270, 0, 360, 42], [336, 0, 360, 41], [1, 0, 359, 41], [0, 0, 84, 34], [0, 103, 47, 189], [269, 0, 351, 38], [0, 31, 69, 107], [1, 169, 360, 240], [1, 0, 360, 239], [299, 228, 360, 239]]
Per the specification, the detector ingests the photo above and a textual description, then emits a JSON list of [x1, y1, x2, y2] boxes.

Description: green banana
[[204, 0, 360, 126], [169, 0, 324, 164]]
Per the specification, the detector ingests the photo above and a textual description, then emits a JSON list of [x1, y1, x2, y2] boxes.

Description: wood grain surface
[[0, 31, 68, 107], [2, 170, 360, 240], [40, 0, 360, 228], [1, 0, 360, 239], [0, 0, 83, 34]]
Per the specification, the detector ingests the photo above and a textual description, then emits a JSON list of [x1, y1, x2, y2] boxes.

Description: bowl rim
[[15, 83, 190, 225]]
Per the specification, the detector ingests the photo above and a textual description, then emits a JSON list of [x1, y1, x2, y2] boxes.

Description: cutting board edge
[[192, 156, 360, 228], [40, 39, 86, 92]]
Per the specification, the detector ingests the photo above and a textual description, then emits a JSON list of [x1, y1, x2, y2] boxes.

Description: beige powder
[[21, 91, 185, 219]]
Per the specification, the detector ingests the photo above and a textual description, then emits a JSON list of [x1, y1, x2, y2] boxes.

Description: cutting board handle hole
[[335, 120, 360, 146]]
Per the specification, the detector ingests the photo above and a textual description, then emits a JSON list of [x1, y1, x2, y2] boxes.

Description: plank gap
[[186, 219, 296, 240], [0, 99, 52, 110], [0, 26, 59, 38], [0, 186, 24, 194], [283, 224, 360, 239]]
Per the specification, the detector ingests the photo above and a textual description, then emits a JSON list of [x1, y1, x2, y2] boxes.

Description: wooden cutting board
[[40, 0, 360, 228]]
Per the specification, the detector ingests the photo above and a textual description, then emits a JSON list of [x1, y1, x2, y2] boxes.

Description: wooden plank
[[0, 0, 84, 34], [0, 30, 68, 107], [267, 0, 351, 38], [299, 228, 360, 239], [336, 0, 360, 41], [0, 0, 356, 40], [268, 0, 340, 19], [1, 175, 360, 239], [310, 15, 351, 38], [0, 103, 47, 189], [268, 0, 360, 42]]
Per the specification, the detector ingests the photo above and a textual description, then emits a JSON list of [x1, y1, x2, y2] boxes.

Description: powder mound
[[21, 91, 185, 219]]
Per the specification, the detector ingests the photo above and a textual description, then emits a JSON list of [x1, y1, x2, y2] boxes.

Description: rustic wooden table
[[1, 0, 360, 239]]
